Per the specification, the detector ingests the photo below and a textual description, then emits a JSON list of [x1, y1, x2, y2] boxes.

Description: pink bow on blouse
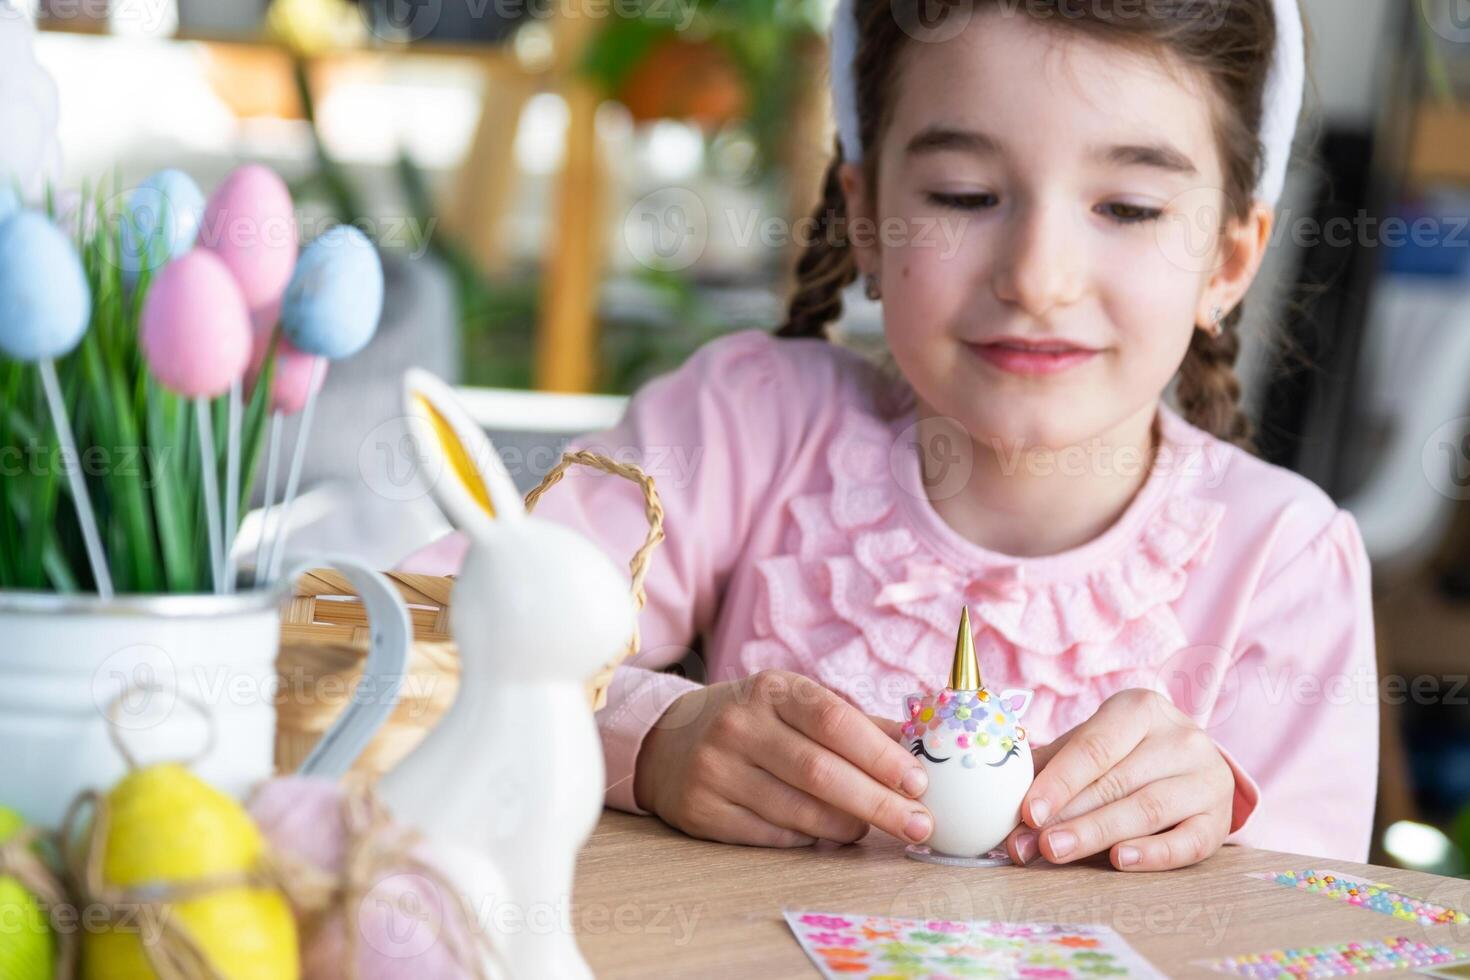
[[874, 559, 1028, 608]]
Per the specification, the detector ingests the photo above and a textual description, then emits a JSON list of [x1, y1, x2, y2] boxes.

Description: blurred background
[[8, 0, 1470, 871]]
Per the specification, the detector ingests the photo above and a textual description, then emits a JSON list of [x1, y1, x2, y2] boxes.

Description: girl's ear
[[403, 368, 525, 534], [999, 689, 1033, 720]]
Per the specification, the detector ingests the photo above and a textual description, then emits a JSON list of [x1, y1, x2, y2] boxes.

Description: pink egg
[[249, 777, 483, 980], [200, 165, 298, 319], [267, 339, 327, 415], [247, 298, 282, 376], [140, 250, 251, 398]]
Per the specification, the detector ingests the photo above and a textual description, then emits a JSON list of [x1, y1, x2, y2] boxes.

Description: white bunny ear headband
[[828, 0, 1305, 208]]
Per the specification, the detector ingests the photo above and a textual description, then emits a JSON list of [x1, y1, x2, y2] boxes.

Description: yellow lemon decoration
[[80, 764, 298, 980], [0, 806, 54, 980]]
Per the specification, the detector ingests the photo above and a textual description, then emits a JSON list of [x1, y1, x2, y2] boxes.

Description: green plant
[[0, 180, 277, 595]]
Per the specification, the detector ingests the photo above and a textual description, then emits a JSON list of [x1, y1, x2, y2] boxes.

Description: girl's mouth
[[966, 336, 1100, 377]]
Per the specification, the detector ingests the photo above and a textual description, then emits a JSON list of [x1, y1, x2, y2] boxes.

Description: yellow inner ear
[[416, 395, 495, 518]]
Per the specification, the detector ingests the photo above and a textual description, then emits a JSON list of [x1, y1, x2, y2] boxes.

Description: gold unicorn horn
[[948, 606, 982, 691]]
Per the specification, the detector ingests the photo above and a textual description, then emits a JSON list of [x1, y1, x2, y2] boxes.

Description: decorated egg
[[200, 164, 298, 319], [267, 341, 328, 415], [901, 608, 1034, 859], [0, 210, 91, 362], [119, 169, 205, 283], [82, 764, 298, 980], [0, 186, 19, 227], [281, 224, 384, 360], [0, 806, 54, 980], [140, 250, 252, 398], [249, 776, 488, 980]]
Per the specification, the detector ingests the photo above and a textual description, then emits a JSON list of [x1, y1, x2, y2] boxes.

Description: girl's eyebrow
[[903, 124, 1199, 177]]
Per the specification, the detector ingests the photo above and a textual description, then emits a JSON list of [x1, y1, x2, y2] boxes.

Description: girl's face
[[842, 8, 1272, 451]]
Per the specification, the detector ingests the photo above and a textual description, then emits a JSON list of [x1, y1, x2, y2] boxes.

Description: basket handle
[[523, 451, 666, 700]]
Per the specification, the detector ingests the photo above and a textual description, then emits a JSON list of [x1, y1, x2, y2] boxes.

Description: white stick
[[195, 397, 224, 595], [38, 359, 113, 600], [253, 411, 283, 588], [266, 358, 325, 582], [222, 378, 242, 593]]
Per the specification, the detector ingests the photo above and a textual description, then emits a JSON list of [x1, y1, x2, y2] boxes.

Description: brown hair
[[778, 0, 1296, 450]]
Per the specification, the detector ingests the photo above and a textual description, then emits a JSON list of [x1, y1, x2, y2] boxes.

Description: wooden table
[[574, 811, 1470, 978]]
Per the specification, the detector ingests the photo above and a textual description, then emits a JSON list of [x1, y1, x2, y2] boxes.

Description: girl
[[406, 0, 1377, 871]]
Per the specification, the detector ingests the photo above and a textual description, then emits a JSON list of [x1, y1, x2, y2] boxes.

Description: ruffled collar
[[741, 400, 1228, 730]]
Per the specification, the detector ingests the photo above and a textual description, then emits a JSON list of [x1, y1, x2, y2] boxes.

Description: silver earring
[[864, 273, 881, 301], [1204, 304, 1223, 338]]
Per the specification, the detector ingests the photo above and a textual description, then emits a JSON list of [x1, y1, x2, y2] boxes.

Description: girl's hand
[[1003, 689, 1234, 872], [632, 670, 934, 848]]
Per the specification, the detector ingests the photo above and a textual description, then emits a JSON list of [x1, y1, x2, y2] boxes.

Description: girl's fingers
[[1050, 738, 1202, 824], [1004, 822, 1041, 866], [739, 764, 871, 844], [775, 681, 929, 801], [710, 800, 818, 848], [1023, 699, 1148, 829], [753, 722, 934, 845], [866, 713, 905, 742], [1037, 773, 1208, 865], [1111, 811, 1228, 871]]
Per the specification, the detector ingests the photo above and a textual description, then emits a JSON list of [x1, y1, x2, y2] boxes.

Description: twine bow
[[874, 559, 1028, 608], [268, 780, 508, 980], [54, 682, 506, 980], [0, 826, 75, 980]]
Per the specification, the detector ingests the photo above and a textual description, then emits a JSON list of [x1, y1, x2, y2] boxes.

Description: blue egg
[[0, 210, 92, 361], [119, 169, 205, 283], [0, 186, 19, 228], [281, 225, 384, 360]]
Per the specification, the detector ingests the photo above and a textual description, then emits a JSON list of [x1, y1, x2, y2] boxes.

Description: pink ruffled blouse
[[403, 330, 1378, 862]]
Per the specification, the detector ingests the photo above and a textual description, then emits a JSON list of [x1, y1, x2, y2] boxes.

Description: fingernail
[[1014, 831, 1038, 864], [904, 811, 932, 843], [1046, 830, 1076, 859], [901, 767, 928, 797], [1116, 846, 1140, 868], [1028, 799, 1050, 826]]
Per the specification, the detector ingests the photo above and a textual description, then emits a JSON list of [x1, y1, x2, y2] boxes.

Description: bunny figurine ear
[[403, 368, 525, 533], [999, 689, 1033, 720]]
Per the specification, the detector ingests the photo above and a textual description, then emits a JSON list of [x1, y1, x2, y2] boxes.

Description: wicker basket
[[274, 451, 664, 778]]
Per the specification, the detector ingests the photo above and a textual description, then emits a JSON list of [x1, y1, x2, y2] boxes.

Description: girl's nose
[[991, 199, 1087, 318]]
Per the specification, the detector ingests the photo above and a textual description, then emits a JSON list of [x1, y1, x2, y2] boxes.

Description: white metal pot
[[0, 557, 410, 827]]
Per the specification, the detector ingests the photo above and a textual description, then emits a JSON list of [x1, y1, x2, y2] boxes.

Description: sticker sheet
[[1196, 936, 1470, 977], [1247, 869, 1470, 927], [783, 910, 1165, 978]]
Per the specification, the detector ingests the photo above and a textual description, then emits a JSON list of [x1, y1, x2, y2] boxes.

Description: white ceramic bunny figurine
[[377, 369, 636, 980]]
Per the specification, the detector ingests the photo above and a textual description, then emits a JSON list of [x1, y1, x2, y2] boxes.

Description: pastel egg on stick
[[0, 209, 111, 597], [140, 249, 253, 594], [250, 339, 327, 582], [200, 165, 298, 593], [119, 168, 205, 285], [264, 225, 384, 581]]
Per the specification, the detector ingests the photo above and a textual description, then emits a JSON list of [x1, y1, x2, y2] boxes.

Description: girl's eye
[[986, 745, 1021, 768], [910, 741, 951, 764], [926, 191, 997, 211], [1099, 202, 1164, 225]]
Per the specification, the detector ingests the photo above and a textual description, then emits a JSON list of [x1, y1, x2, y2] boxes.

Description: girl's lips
[[966, 338, 1100, 376]]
